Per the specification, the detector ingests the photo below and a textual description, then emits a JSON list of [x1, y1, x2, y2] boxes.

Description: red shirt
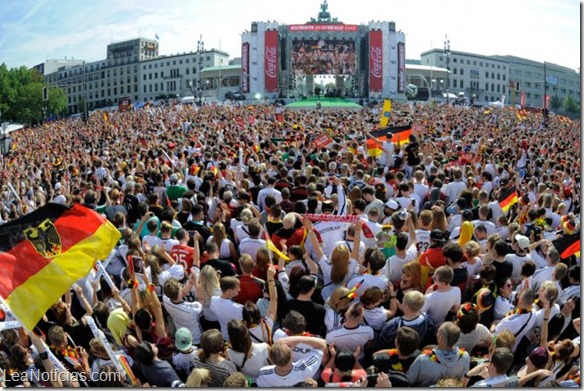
[[170, 243, 194, 272], [235, 275, 264, 305]]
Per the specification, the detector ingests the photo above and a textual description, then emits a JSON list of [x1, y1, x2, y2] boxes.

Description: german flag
[[370, 124, 412, 146], [498, 186, 518, 215], [264, 231, 290, 262], [0, 203, 120, 330], [552, 231, 581, 259]]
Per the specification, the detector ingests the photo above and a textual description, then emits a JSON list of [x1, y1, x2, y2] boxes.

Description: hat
[[54, 194, 67, 205], [135, 342, 155, 365], [529, 346, 549, 369], [385, 199, 399, 210], [158, 265, 185, 287], [475, 287, 495, 311], [175, 327, 193, 351], [456, 198, 467, 209], [515, 234, 530, 251], [430, 229, 446, 243], [54, 182, 62, 191], [169, 173, 179, 184]]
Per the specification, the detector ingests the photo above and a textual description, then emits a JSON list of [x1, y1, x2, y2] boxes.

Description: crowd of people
[[0, 98, 580, 387]]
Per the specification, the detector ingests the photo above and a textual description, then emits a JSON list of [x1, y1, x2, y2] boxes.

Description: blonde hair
[[269, 343, 292, 367], [327, 287, 351, 312], [186, 368, 212, 387], [240, 208, 253, 224], [402, 260, 423, 292], [200, 265, 220, 301], [464, 241, 481, 258], [212, 222, 227, 249], [282, 213, 297, 229], [330, 245, 350, 284]]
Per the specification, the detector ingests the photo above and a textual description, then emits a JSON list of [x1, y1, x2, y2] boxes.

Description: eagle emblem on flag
[[24, 219, 62, 258]]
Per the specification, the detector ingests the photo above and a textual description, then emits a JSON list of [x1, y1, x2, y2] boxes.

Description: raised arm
[[266, 266, 278, 322], [302, 217, 324, 261]]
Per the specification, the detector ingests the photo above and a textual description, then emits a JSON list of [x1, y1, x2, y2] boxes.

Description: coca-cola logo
[[370, 46, 382, 78], [265, 47, 277, 78]]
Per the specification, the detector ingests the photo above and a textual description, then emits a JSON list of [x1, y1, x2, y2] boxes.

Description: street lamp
[[444, 35, 450, 104]]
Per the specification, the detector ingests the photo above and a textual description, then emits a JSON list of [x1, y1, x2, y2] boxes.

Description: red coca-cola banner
[[264, 30, 279, 93], [520, 92, 526, 106], [241, 42, 249, 93], [289, 24, 359, 32], [369, 30, 383, 92]]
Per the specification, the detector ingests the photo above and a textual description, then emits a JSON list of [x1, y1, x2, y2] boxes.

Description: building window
[[485, 71, 489, 78], [439, 56, 443, 61], [503, 86, 506, 93], [155, 72, 158, 78], [453, 68, 457, 74], [466, 60, 470, 64], [186, 58, 190, 63], [485, 82, 489, 90], [453, 58, 457, 63], [497, 74, 500, 80], [173, 60, 176, 65], [496, 85, 500, 93], [148, 64, 152, 69], [460, 80, 464, 88], [491, 83, 495, 92], [186, 68, 190, 75], [149, 74, 152, 80], [460, 68, 464, 75], [479, 61, 483, 66], [143, 85, 147, 93], [497, 65, 501, 69], [453, 79, 457, 88], [502, 75, 506, 81], [179, 59, 183, 64]]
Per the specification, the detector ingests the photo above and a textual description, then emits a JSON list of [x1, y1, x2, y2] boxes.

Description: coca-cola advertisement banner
[[369, 30, 383, 92], [520, 91, 526, 106], [289, 24, 359, 32], [397, 42, 405, 93], [241, 42, 250, 93], [264, 30, 279, 92]]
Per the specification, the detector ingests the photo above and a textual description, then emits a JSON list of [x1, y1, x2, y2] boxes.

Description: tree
[[563, 95, 580, 115], [0, 64, 67, 124], [550, 95, 562, 112]]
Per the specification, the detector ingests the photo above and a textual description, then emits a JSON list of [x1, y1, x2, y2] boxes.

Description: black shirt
[[493, 259, 513, 285], [205, 258, 237, 277], [287, 299, 326, 337]]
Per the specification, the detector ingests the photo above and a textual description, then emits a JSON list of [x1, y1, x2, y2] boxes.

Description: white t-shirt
[[504, 253, 532, 279], [324, 306, 344, 334], [209, 297, 243, 339], [422, 287, 461, 326], [415, 229, 431, 254], [456, 323, 492, 351], [384, 244, 418, 285], [238, 237, 266, 261], [158, 237, 180, 252], [346, 274, 389, 301], [172, 349, 198, 376], [272, 329, 316, 363], [256, 350, 323, 387], [142, 234, 160, 251], [363, 307, 388, 332], [325, 325, 374, 360], [226, 342, 270, 380], [461, 258, 483, 279], [163, 296, 203, 344]]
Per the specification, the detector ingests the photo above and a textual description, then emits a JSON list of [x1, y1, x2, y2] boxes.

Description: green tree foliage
[[0, 64, 67, 124], [563, 95, 580, 115], [550, 95, 562, 112]]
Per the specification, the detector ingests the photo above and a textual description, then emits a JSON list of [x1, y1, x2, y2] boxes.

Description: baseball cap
[[528, 346, 549, 369], [54, 182, 62, 191], [430, 229, 446, 243], [158, 265, 185, 287], [175, 327, 193, 351], [385, 199, 399, 210], [515, 234, 530, 251]]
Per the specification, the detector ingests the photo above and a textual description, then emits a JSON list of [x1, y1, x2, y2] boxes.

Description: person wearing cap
[[135, 341, 182, 387], [166, 173, 187, 202], [504, 233, 532, 281], [172, 327, 198, 380]]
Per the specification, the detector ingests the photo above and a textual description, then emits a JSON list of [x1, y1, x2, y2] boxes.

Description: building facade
[[421, 49, 510, 104], [421, 49, 580, 107], [491, 55, 580, 108]]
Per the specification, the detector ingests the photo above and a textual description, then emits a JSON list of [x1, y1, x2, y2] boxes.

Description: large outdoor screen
[[291, 39, 356, 76]]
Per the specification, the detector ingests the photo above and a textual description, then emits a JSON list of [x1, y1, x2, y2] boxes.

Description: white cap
[[54, 182, 62, 191], [385, 199, 399, 210], [54, 194, 67, 204], [515, 234, 530, 251]]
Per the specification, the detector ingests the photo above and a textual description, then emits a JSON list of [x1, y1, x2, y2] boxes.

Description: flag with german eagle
[[552, 231, 581, 259], [366, 123, 412, 157], [0, 203, 120, 330], [498, 186, 518, 215]]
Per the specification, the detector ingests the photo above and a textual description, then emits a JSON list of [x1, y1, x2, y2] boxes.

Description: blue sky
[[0, 0, 580, 70]]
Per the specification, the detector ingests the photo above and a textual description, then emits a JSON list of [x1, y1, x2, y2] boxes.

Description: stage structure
[[241, 1, 406, 100]]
